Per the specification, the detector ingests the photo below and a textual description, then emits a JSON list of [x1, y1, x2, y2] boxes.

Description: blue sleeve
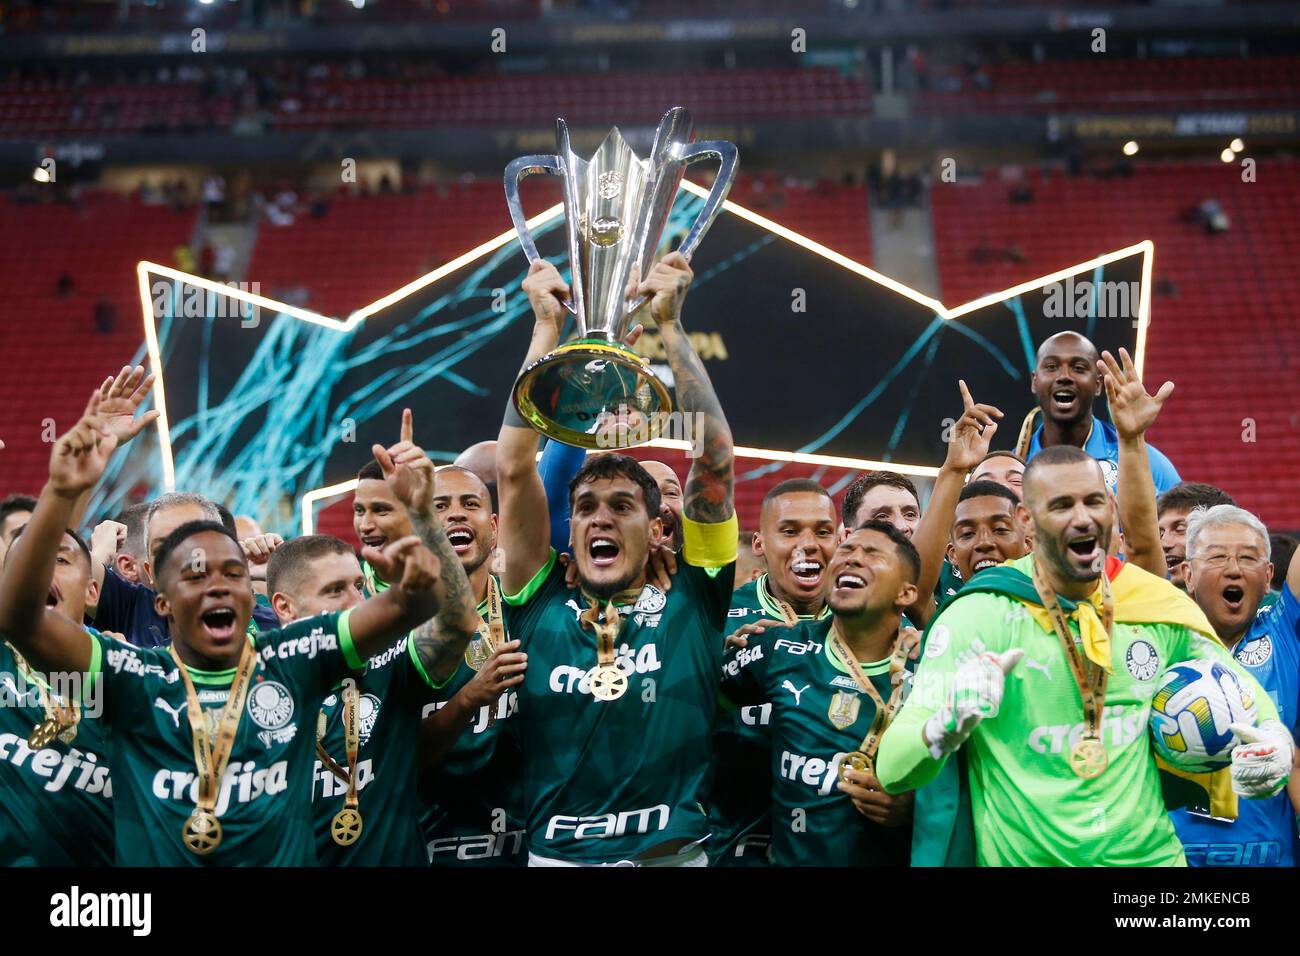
[[91, 568, 143, 637], [538, 439, 586, 554], [1145, 443, 1181, 496]]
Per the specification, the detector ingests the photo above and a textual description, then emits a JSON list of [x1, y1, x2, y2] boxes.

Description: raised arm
[[368, 408, 480, 681], [0, 394, 119, 675], [642, 252, 734, 525], [497, 259, 569, 593], [909, 381, 1002, 625], [1101, 348, 1173, 578]]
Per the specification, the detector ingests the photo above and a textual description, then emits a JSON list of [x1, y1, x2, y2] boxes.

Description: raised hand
[[1099, 348, 1174, 441], [521, 258, 570, 332], [923, 648, 1023, 759], [48, 392, 117, 498], [371, 408, 435, 514], [95, 365, 161, 447], [943, 380, 1003, 474], [723, 617, 790, 651], [633, 251, 693, 328]]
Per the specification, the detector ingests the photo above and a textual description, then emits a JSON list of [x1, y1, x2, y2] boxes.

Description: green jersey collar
[[824, 625, 893, 677], [758, 574, 831, 621]]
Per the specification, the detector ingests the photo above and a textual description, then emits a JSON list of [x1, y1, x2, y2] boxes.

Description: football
[[1149, 660, 1258, 773]]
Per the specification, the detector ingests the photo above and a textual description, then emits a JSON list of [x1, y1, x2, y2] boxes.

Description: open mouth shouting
[[1050, 386, 1078, 415], [360, 534, 387, 550], [790, 557, 824, 591], [588, 536, 621, 569], [1065, 533, 1102, 571], [1221, 584, 1246, 615], [834, 572, 867, 595], [1165, 550, 1184, 571], [45, 585, 60, 609], [199, 606, 239, 644], [446, 526, 475, 557]]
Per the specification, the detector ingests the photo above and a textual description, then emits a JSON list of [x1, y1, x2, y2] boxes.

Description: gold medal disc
[[28, 718, 60, 750], [182, 809, 223, 855], [590, 665, 627, 701], [839, 750, 871, 783], [1068, 737, 1108, 779], [331, 808, 364, 846]]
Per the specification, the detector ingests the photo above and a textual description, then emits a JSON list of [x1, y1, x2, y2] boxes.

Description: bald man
[[1024, 331, 1180, 497], [639, 460, 684, 551]]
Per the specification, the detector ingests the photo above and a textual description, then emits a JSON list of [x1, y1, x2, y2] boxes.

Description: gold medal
[[182, 809, 223, 855], [28, 718, 60, 750], [590, 664, 627, 701], [464, 636, 491, 672], [839, 750, 871, 783], [57, 724, 77, 745], [1068, 737, 1108, 779], [331, 808, 364, 846]]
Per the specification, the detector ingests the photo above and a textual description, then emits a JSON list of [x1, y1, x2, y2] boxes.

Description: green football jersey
[[877, 553, 1279, 867], [720, 617, 915, 866], [0, 637, 114, 866], [88, 611, 360, 866], [314, 634, 441, 867], [709, 574, 830, 867], [420, 587, 527, 867], [502, 550, 735, 864]]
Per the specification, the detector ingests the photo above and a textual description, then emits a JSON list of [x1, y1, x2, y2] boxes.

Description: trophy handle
[[504, 153, 578, 317], [504, 154, 562, 264], [674, 139, 739, 261]]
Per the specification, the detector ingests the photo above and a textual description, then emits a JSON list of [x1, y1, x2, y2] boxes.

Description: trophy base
[[512, 339, 673, 450]]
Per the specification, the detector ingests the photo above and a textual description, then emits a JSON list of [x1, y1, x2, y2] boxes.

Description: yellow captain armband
[[681, 513, 739, 570]]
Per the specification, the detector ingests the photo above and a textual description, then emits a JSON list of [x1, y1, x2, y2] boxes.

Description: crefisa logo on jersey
[[1125, 640, 1159, 682], [247, 681, 296, 748], [1236, 635, 1272, 667]]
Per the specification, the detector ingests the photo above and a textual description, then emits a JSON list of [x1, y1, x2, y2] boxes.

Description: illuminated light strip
[[640, 437, 940, 478], [137, 182, 1152, 520], [138, 205, 564, 490]]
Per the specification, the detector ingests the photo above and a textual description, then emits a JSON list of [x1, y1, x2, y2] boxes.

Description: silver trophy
[[504, 106, 738, 448]]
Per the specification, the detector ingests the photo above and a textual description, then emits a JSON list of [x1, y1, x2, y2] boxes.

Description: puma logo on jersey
[[154, 697, 186, 728], [1021, 657, 1052, 681], [781, 681, 810, 706]]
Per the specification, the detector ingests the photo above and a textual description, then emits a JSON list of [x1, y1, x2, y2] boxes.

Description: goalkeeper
[[876, 446, 1291, 866]]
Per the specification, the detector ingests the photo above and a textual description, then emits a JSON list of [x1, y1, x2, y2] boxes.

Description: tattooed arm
[[366, 409, 480, 681], [643, 252, 735, 524], [407, 505, 481, 682]]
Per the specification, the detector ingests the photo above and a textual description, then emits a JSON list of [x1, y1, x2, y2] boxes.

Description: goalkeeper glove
[[1228, 720, 1295, 799], [922, 649, 1023, 760]]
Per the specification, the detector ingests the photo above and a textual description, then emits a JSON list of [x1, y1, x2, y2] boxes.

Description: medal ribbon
[[827, 624, 911, 766], [314, 680, 360, 800], [578, 586, 641, 669], [10, 643, 79, 741], [482, 574, 506, 654], [1030, 558, 1114, 744], [169, 639, 257, 823]]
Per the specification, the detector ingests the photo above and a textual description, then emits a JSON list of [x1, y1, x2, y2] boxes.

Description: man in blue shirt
[[1024, 331, 1181, 497], [1174, 503, 1300, 866]]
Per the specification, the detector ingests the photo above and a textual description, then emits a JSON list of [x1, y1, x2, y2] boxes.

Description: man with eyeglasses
[[1174, 504, 1300, 867]]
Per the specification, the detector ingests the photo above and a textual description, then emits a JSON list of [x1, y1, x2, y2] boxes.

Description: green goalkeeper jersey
[[87, 611, 360, 866], [0, 637, 114, 866], [720, 617, 915, 866], [420, 586, 527, 867], [876, 554, 1279, 867], [708, 574, 830, 867], [313, 634, 441, 867], [502, 549, 735, 864]]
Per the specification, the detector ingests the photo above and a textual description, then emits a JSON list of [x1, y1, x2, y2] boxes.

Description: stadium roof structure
[[133, 181, 1153, 534]]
